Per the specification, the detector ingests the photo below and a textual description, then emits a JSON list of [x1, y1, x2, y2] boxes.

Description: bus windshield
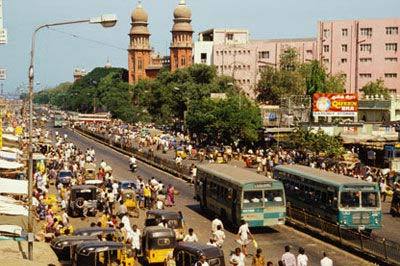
[[243, 191, 263, 207], [362, 191, 379, 207], [264, 190, 284, 205], [340, 191, 360, 208]]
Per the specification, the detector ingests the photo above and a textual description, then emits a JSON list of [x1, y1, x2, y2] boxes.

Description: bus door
[[231, 189, 238, 226]]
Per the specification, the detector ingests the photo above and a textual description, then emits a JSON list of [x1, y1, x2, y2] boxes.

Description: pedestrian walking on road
[[281, 245, 296, 266], [252, 248, 265, 266], [166, 184, 175, 207], [229, 247, 245, 266], [237, 220, 253, 256], [211, 216, 224, 233], [183, 228, 198, 242], [213, 225, 225, 248], [297, 247, 308, 266], [320, 252, 333, 266]]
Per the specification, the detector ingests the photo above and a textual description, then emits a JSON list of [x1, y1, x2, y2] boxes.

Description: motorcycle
[[130, 161, 137, 172]]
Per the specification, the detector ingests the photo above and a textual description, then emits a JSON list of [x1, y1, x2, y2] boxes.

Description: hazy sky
[[0, 0, 399, 94]]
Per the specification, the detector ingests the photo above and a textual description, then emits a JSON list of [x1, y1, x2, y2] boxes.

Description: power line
[[47, 27, 126, 51]]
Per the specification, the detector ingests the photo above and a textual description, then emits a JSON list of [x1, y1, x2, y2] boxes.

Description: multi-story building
[[317, 18, 400, 94], [128, 0, 194, 84], [195, 28, 316, 97]]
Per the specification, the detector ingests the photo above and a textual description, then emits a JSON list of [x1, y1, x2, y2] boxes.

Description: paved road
[[59, 128, 372, 265]]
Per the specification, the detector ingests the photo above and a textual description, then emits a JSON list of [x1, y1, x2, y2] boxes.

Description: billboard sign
[[313, 93, 358, 117]]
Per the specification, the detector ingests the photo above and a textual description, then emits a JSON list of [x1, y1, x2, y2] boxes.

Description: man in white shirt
[[229, 248, 245, 266], [281, 245, 296, 266], [183, 228, 198, 242], [195, 255, 209, 266], [213, 225, 225, 248], [211, 217, 224, 233], [320, 252, 333, 266], [131, 225, 141, 257]]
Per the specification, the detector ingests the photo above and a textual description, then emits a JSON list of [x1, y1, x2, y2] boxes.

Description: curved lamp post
[[26, 14, 117, 260]]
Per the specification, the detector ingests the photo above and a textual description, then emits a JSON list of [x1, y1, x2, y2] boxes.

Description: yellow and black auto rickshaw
[[141, 226, 176, 264], [121, 190, 139, 218], [145, 210, 185, 241], [73, 241, 135, 266]]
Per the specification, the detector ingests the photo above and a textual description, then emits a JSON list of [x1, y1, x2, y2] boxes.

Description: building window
[[226, 33, 233, 40], [258, 51, 270, 59], [200, 53, 207, 64], [360, 28, 372, 37], [385, 57, 398, 62], [323, 29, 330, 38], [323, 58, 329, 64], [341, 44, 348, 52], [216, 51, 219, 56], [385, 73, 397, 78], [342, 28, 348, 36], [323, 45, 330, 52], [360, 58, 372, 63], [138, 59, 143, 70], [341, 74, 347, 79], [360, 44, 372, 52], [306, 49, 313, 54], [341, 58, 347, 63], [386, 27, 399, 35], [360, 73, 372, 78], [247, 79, 250, 83], [247, 50, 251, 54], [181, 57, 186, 66], [386, 43, 398, 51]]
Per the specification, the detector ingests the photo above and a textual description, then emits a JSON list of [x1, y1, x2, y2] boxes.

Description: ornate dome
[[173, 0, 191, 19], [131, 2, 148, 22]]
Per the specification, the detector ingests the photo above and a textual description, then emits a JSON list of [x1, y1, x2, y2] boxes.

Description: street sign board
[[0, 28, 7, 44], [0, 68, 6, 80], [313, 93, 358, 117]]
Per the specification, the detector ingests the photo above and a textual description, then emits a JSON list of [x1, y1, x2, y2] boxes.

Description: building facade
[[317, 18, 400, 94], [194, 28, 316, 97], [128, 0, 193, 85]]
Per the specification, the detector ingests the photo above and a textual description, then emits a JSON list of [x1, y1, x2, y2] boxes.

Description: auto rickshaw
[[121, 190, 139, 218], [175, 147, 187, 160], [73, 241, 135, 266], [141, 226, 176, 264], [83, 162, 97, 180], [173, 242, 225, 266], [145, 210, 184, 241]]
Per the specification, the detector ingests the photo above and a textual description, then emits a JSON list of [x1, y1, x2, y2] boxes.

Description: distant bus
[[274, 164, 382, 231], [72, 113, 111, 123], [195, 164, 286, 228], [54, 114, 64, 128]]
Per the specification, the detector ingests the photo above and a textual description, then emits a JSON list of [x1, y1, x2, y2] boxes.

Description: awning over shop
[[0, 178, 28, 195], [0, 159, 24, 170], [0, 151, 18, 161], [0, 196, 28, 230], [2, 134, 19, 142]]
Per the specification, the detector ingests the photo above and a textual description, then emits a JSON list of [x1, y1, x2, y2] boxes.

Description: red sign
[[313, 93, 358, 117]]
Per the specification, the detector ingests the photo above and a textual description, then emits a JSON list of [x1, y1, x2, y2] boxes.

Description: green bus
[[195, 164, 286, 228], [274, 164, 382, 231], [54, 114, 64, 128]]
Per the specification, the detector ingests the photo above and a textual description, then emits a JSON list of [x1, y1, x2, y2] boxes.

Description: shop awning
[[0, 178, 28, 195], [0, 159, 24, 170]]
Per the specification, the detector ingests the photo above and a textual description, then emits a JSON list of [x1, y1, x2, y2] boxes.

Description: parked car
[[57, 170, 73, 186], [118, 179, 138, 192], [68, 185, 98, 217]]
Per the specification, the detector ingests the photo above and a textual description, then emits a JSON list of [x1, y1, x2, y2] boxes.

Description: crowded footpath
[[28, 121, 340, 266]]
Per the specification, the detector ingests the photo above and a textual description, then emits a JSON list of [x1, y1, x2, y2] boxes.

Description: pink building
[[213, 37, 316, 97], [317, 18, 400, 94]]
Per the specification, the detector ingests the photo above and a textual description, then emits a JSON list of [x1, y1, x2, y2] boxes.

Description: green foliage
[[360, 79, 390, 99], [187, 94, 262, 145], [287, 127, 345, 157]]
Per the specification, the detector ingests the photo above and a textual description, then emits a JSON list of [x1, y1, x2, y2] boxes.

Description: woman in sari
[[166, 184, 175, 207]]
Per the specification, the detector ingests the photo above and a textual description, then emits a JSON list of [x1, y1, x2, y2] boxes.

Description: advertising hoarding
[[313, 93, 358, 117]]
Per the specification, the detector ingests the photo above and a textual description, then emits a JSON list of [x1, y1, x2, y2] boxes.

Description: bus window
[[340, 191, 360, 208], [243, 191, 263, 207], [264, 190, 284, 204], [362, 191, 379, 207]]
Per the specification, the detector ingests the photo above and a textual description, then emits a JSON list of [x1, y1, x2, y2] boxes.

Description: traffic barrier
[[287, 206, 400, 266]]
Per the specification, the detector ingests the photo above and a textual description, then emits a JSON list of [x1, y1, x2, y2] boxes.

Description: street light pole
[[27, 14, 117, 261]]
